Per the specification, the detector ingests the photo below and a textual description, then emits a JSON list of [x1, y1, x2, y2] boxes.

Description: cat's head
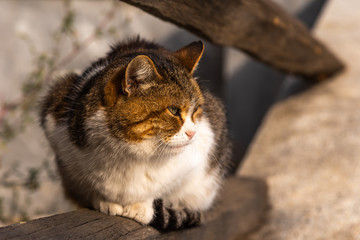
[[102, 41, 206, 155]]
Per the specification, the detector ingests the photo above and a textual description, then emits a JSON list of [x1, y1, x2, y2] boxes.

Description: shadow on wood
[[120, 0, 344, 80], [0, 177, 268, 240]]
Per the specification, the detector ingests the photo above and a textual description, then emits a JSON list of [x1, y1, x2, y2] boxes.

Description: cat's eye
[[193, 104, 201, 114], [168, 106, 180, 116], [192, 104, 203, 121]]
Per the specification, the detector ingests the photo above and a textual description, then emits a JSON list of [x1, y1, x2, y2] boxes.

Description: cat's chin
[[167, 142, 193, 153]]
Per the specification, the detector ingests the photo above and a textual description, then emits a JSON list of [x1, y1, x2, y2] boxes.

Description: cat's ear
[[174, 41, 204, 75], [123, 55, 161, 96], [104, 55, 160, 106]]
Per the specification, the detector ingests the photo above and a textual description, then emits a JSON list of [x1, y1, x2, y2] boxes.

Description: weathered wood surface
[[0, 177, 268, 240], [120, 0, 344, 80]]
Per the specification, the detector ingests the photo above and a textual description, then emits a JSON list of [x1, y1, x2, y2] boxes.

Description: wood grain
[[120, 0, 344, 80], [0, 177, 268, 240]]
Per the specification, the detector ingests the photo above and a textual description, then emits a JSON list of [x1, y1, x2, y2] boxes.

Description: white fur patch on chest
[[45, 109, 215, 206], [98, 112, 216, 205]]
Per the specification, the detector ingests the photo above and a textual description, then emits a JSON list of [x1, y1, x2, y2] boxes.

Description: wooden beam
[[120, 0, 344, 80], [0, 177, 268, 240]]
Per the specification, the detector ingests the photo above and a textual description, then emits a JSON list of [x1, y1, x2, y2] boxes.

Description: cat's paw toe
[[97, 201, 124, 216], [122, 202, 154, 225], [151, 199, 202, 230]]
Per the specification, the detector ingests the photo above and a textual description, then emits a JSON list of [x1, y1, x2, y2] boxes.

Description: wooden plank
[[0, 177, 268, 240], [120, 0, 344, 80]]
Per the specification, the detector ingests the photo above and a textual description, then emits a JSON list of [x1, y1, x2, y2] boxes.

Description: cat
[[39, 37, 232, 230]]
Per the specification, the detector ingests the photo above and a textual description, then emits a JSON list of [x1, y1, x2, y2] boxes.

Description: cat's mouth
[[165, 142, 192, 151], [168, 143, 188, 149]]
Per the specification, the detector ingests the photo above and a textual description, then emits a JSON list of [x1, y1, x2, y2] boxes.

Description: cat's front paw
[[95, 201, 124, 216], [150, 199, 202, 231], [122, 201, 154, 225]]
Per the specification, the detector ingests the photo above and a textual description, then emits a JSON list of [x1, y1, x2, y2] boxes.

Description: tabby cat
[[39, 38, 231, 230]]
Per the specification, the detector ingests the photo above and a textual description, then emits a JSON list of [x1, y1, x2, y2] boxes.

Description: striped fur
[[39, 38, 232, 230]]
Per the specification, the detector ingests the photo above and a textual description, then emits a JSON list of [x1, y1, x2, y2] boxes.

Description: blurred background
[[0, 1, 356, 238]]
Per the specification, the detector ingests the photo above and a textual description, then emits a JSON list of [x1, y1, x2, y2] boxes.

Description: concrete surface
[[239, 0, 360, 239], [224, 0, 326, 167]]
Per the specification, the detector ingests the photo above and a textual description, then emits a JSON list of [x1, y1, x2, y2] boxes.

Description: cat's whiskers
[[149, 138, 164, 155], [152, 146, 166, 165], [155, 140, 170, 162]]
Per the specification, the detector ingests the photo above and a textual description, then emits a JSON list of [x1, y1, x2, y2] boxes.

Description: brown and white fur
[[39, 38, 231, 230]]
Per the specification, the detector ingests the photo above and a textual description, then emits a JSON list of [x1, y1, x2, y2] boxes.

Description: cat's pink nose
[[185, 130, 196, 139]]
